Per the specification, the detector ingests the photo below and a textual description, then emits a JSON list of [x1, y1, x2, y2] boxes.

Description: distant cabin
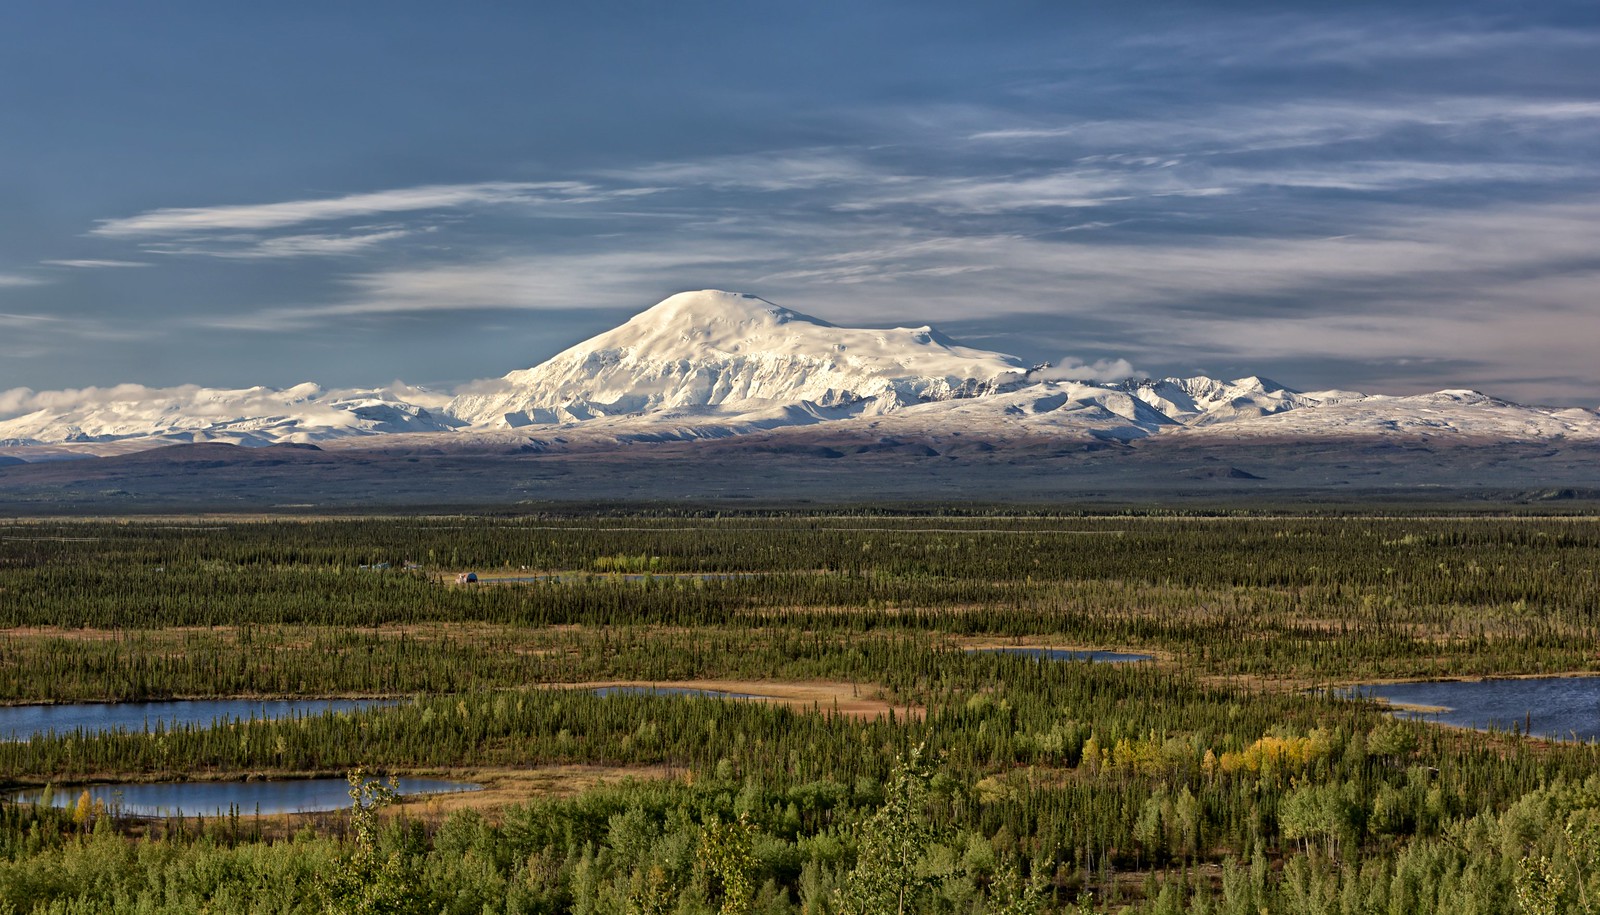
[[455, 572, 479, 584]]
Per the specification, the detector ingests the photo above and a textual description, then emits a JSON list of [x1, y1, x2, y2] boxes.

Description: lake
[[0, 698, 396, 742], [1349, 676, 1600, 741], [971, 647, 1155, 663], [10, 777, 479, 817]]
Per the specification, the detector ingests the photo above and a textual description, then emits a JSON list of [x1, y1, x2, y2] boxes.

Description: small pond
[[591, 686, 768, 700], [9, 777, 479, 817], [0, 698, 396, 742], [970, 647, 1155, 664], [1348, 676, 1600, 742]]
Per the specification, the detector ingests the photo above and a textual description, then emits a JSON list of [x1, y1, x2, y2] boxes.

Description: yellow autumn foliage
[[1218, 732, 1332, 778]]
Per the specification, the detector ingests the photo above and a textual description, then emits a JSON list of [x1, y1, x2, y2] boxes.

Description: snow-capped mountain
[[1129, 375, 1363, 425], [0, 382, 460, 447], [1174, 389, 1600, 440], [2, 289, 1597, 454], [446, 290, 1030, 427]]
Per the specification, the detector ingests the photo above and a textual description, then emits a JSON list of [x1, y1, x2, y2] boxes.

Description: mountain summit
[[446, 290, 1030, 427]]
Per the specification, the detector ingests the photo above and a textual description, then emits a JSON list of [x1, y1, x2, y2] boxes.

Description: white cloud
[[600, 150, 889, 192], [0, 387, 40, 415], [0, 312, 63, 327], [0, 383, 147, 418], [198, 192, 1600, 344], [1118, 18, 1600, 69], [968, 97, 1600, 157], [1036, 357, 1142, 382], [0, 274, 44, 287], [90, 181, 646, 237], [145, 229, 413, 259], [604, 111, 1598, 221], [0, 379, 456, 423], [39, 259, 152, 269], [0, 382, 302, 422], [202, 244, 775, 331], [835, 170, 1142, 214], [827, 157, 1589, 215]]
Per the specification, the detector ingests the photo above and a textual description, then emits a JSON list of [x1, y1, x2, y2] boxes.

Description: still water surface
[[1350, 676, 1600, 741], [11, 778, 478, 817], [0, 698, 395, 742]]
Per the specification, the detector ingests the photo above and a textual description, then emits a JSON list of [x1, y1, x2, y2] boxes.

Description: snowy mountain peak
[[1130, 375, 1314, 425], [446, 290, 1030, 428], [589, 290, 835, 359], [634, 290, 824, 332]]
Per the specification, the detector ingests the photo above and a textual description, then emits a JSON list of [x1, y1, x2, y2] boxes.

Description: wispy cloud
[[144, 229, 414, 260], [39, 259, 152, 269], [0, 312, 149, 362], [595, 97, 1599, 220], [201, 185, 1600, 326], [0, 274, 45, 288], [830, 198, 1600, 317], [837, 199, 1600, 404], [1116, 17, 1600, 69], [202, 245, 773, 331], [91, 181, 652, 237], [829, 158, 1594, 216], [968, 97, 1600, 156], [0, 312, 64, 327], [599, 150, 889, 192]]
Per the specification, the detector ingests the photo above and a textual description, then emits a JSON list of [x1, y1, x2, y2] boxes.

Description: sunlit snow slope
[[446, 290, 1031, 427], [0, 383, 459, 447]]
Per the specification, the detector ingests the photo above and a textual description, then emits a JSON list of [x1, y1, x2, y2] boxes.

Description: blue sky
[[2, 1, 1598, 405]]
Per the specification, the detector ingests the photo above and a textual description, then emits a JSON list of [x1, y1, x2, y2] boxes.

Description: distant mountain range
[[3, 289, 1598, 456]]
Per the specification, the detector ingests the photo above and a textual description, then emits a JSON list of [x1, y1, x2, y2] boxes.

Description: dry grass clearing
[[950, 635, 1170, 662], [549, 679, 922, 720], [391, 765, 681, 823]]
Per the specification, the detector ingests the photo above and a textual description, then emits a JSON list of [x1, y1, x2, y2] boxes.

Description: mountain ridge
[[2, 289, 1597, 456]]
